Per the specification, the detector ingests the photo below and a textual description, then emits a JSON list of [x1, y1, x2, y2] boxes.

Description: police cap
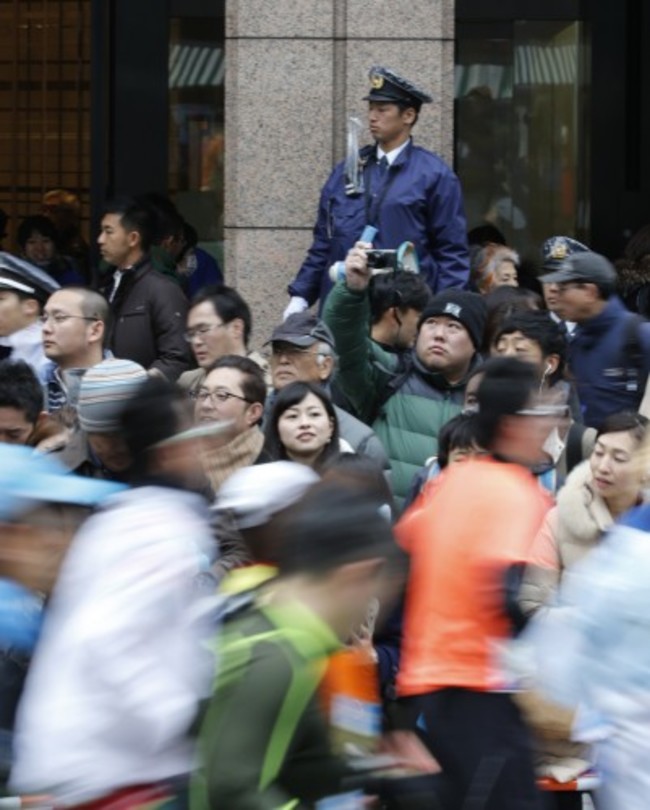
[[363, 66, 433, 110], [541, 236, 590, 271], [0, 252, 60, 303]]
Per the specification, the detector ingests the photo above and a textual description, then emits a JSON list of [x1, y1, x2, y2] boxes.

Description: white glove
[[283, 296, 309, 321]]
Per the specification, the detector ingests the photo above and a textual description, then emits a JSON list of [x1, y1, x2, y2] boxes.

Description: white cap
[[215, 461, 319, 529]]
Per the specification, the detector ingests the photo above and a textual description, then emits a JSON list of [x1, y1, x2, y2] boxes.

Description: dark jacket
[[101, 258, 190, 381], [569, 296, 650, 428], [289, 139, 469, 308]]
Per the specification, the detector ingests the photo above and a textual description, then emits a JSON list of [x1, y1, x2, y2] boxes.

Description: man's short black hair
[[190, 285, 252, 347], [494, 310, 567, 384], [275, 481, 398, 576], [474, 357, 539, 451], [437, 412, 480, 469], [0, 360, 44, 423], [205, 354, 266, 410], [102, 196, 155, 253], [368, 272, 432, 324], [139, 192, 184, 244]]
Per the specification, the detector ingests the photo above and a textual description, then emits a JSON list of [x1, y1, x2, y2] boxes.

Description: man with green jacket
[[323, 243, 486, 509]]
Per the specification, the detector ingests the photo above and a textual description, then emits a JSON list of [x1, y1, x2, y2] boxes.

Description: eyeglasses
[[183, 322, 225, 342], [191, 388, 251, 405], [39, 313, 98, 326]]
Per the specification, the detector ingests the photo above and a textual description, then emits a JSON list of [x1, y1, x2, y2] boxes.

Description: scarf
[[201, 426, 264, 493]]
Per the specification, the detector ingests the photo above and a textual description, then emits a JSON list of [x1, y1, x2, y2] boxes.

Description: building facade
[[0, 1, 648, 343]]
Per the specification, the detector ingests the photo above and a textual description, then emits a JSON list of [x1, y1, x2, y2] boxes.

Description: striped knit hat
[[78, 358, 147, 434]]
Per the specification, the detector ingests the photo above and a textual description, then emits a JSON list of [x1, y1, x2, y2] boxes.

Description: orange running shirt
[[396, 456, 551, 697]]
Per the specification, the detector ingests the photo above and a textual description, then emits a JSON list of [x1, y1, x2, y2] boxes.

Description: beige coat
[[519, 460, 614, 616]]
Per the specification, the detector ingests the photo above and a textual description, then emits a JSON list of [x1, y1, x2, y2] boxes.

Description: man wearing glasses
[[179, 285, 269, 397], [193, 354, 269, 494], [40, 287, 109, 413], [540, 251, 650, 429]]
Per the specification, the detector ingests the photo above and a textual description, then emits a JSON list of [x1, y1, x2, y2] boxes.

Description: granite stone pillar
[[225, 0, 456, 347]]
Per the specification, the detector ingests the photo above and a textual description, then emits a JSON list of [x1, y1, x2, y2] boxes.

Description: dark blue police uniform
[[288, 66, 470, 309]]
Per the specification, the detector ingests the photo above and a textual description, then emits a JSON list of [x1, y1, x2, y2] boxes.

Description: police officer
[[0, 252, 60, 374], [540, 235, 589, 339], [285, 66, 470, 317]]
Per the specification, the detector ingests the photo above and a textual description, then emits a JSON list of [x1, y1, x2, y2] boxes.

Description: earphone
[[545, 363, 553, 375]]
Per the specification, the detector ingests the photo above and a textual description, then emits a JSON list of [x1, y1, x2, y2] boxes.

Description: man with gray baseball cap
[[540, 251, 650, 427]]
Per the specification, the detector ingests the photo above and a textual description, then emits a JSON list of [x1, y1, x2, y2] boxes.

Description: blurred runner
[[396, 358, 553, 810], [192, 482, 412, 809], [0, 446, 124, 789], [10, 378, 216, 808]]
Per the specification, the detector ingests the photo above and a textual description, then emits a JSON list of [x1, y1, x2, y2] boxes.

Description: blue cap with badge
[[363, 66, 433, 110], [0, 251, 60, 303], [541, 236, 590, 271]]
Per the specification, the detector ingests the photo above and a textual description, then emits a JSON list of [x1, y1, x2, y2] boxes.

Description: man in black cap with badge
[[540, 235, 589, 339], [285, 65, 469, 317], [0, 252, 59, 376], [540, 250, 650, 428]]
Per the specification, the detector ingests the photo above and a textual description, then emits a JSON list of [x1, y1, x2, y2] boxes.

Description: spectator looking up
[[324, 243, 485, 508]]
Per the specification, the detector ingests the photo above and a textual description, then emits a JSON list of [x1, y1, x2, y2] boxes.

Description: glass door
[[168, 8, 225, 265], [455, 19, 590, 254]]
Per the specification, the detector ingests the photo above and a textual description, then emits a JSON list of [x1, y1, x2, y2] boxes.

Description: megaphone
[[329, 241, 420, 283]]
